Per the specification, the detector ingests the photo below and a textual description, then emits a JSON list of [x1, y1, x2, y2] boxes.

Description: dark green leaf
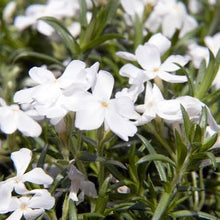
[[12, 50, 64, 66], [39, 16, 80, 56], [137, 154, 176, 167], [81, 34, 122, 52], [201, 133, 218, 151], [175, 130, 187, 168], [137, 134, 167, 182]]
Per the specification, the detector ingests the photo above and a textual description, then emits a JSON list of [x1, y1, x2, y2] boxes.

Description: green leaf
[[69, 200, 78, 220], [95, 177, 110, 214], [200, 157, 220, 168], [39, 16, 80, 56], [174, 63, 194, 96], [78, 151, 97, 162], [12, 50, 64, 66], [152, 192, 171, 220], [104, 160, 127, 170], [195, 49, 220, 99], [180, 105, 193, 142], [137, 134, 167, 182], [37, 145, 48, 168], [79, 0, 88, 28], [170, 210, 219, 219], [175, 130, 187, 168], [137, 154, 176, 167], [199, 107, 208, 130], [201, 133, 218, 151], [78, 213, 105, 219], [191, 152, 216, 169], [134, 14, 143, 49], [61, 194, 70, 220], [81, 34, 123, 52]]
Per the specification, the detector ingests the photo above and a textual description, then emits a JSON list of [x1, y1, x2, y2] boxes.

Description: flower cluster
[[0, 148, 54, 220]]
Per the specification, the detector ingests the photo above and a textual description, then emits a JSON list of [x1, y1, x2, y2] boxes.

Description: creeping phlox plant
[[1, 0, 220, 219]]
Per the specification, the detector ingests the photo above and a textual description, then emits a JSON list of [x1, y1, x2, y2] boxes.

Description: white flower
[[14, 61, 99, 124], [14, 0, 80, 36], [145, 0, 198, 38], [0, 148, 53, 196], [68, 165, 97, 203], [135, 82, 164, 125], [187, 42, 209, 68], [119, 42, 189, 84], [117, 33, 171, 61], [188, 0, 203, 14], [0, 189, 55, 220], [0, 98, 41, 137], [3, 1, 17, 23], [75, 70, 138, 141], [156, 96, 220, 131], [204, 32, 220, 57]]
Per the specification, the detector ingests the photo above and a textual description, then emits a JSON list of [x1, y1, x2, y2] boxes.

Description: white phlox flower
[[117, 33, 171, 61], [68, 165, 97, 203], [156, 96, 220, 132], [118, 36, 189, 84], [135, 82, 164, 125], [3, 1, 17, 23], [145, 0, 198, 38], [205, 32, 220, 57], [14, 61, 99, 124], [0, 189, 55, 220], [75, 70, 138, 141], [0, 98, 41, 137], [14, 0, 80, 36], [187, 42, 209, 68], [188, 0, 203, 14], [0, 148, 53, 198]]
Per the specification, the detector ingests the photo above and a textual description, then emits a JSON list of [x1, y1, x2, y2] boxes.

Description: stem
[[198, 168, 205, 210], [97, 127, 105, 187], [192, 171, 199, 210], [47, 210, 58, 220], [145, 124, 176, 160], [152, 153, 190, 219]]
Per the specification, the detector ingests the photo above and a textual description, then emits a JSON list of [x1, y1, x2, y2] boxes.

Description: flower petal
[[105, 110, 137, 141], [80, 181, 97, 198], [6, 209, 23, 220], [93, 70, 114, 101], [22, 168, 53, 185], [29, 67, 55, 84], [135, 44, 161, 70], [160, 55, 189, 72], [0, 183, 12, 211], [0, 107, 18, 134], [148, 33, 171, 55], [17, 111, 42, 137], [11, 148, 32, 176], [28, 189, 55, 210], [158, 71, 188, 83], [23, 208, 44, 220], [116, 51, 137, 61], [110, 97, 139, 119], [75, 102, 105, 130], [61, 60, 86, 79], [13, 87, 37, 104], [119, 64, 149, 84]]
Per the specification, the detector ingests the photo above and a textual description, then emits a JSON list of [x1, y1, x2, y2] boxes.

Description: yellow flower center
[[20, 203, 28, 211], [101, 102, 108, 108], [153, 67, 159, 72]]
